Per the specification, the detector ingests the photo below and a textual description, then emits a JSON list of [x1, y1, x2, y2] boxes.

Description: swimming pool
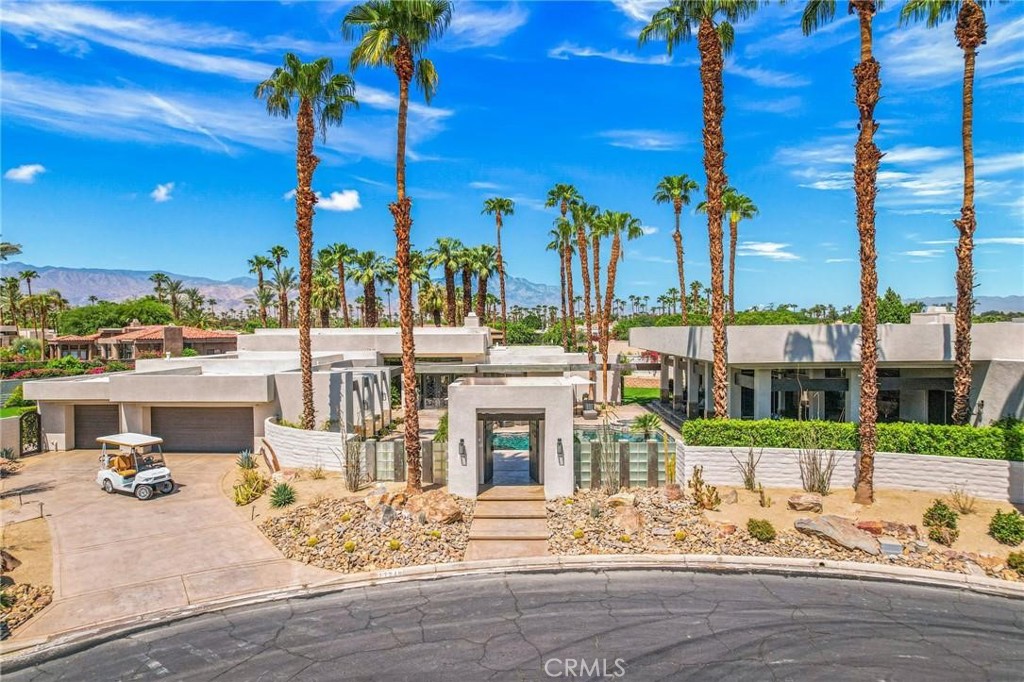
[[491, 428, 670, 450]]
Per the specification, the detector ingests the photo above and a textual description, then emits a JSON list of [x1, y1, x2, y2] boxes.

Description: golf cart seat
[[112, 455, 136, 477]]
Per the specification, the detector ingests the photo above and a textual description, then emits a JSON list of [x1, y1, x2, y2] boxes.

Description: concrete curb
[[3, 554, 1022, 671]]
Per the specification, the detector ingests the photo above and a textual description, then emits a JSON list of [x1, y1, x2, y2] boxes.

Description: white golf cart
[[96, 433, 175, 500]]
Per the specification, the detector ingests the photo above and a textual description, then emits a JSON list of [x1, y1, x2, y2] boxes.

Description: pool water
[[491, 429, 669, 450]]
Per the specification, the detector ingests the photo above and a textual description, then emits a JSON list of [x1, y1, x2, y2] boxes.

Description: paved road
[[1, 450, 333, 640], [7, 570, 1023, 681]]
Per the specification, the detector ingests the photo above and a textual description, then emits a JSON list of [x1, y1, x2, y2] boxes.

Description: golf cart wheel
[[102, 479, 114, 494], [135, 484, 154, 501], [157, 480, 174, 494]]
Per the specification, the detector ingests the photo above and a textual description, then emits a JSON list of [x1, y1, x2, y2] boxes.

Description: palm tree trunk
[[496, 214, 508, 332], [601, 235, 622, 407], [564, 244, 576, 352], [951, 0, 985, 426], [392, 39, 421, 493], [295, 99, 318, 431], [697, 17, 729, 419], [365, 282, 378, 327], [256, 270, 267, 327], [444, 266, 457, 326], [852, 3, 882, 505], [575, 225, 596, 383], [558, 249, 568, 350], [592, 236, 603, 343], [476, 276, 488, 319], [337, 261, 350, 327], [728, 216, 738, 323], [673, 204, 688, 325], [461, 268, 473, 319]]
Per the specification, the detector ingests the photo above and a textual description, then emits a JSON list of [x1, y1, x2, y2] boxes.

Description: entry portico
[[446, 377, 574, 500]]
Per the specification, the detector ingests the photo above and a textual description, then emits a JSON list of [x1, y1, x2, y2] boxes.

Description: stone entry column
[[660, 359, 671, 403]]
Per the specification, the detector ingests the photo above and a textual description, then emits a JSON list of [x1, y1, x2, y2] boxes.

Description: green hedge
[[681, 419, 1022, 461]]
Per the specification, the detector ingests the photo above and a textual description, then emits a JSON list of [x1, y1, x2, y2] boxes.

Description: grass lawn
[[622, 386, 659, 405], [0, 405, 36, 418]]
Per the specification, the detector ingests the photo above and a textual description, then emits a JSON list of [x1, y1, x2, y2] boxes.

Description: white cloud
[[548, 42, 684, 66], [632, 252, 674, 264], [640, 225, 659, 235], [470, 181, 502, 190], [598, 129, 686, 151], [922, 236, 1024, 246], [727, 61, 810, 88], [900, 249, 944, 258], [825, 258, 855, 263], [737, 96, 802, 115], [884, 145, 957, 164], [3, 163, 46, 183], [150, 182, 174, 202], [283, 189, 296, 201], [446, 2, 528, 49], [609, 0, 664, 22], [318, 189, 361, 212], [737, 241, 801, 261]]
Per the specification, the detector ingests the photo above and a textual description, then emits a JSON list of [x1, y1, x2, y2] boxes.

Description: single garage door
[[74, 405, 119, 449], [150, 407, 254, 453]]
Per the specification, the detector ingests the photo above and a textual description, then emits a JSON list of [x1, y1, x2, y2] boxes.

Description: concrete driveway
[[1, 451, 334, 641]]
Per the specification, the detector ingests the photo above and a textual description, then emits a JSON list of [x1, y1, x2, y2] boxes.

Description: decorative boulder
[[795, 515, 880, 555], [406, 490, 463, 524], [612, 506, 643, 534], [787, 493, 823, 513], [364, 484, 389, 509], [855, 520, 885, 536], [720, 489, 738, 505], [664, 484, 684, 502], [607, 492, 636, 508]]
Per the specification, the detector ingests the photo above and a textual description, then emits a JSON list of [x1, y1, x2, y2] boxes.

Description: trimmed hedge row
[[681, 419, 1023, 462]]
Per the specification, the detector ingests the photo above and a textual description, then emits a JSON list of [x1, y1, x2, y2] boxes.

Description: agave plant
[[269, 482, 297, 508]]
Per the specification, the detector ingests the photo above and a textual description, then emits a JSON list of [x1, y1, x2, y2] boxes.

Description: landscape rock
[[664, 484, 684, 502], [856, 520, 885, 536], [406, 490, 463, 524], [612, 506, 643, 534], [364, 484, 389, 509], [794, 515, 880, 555], [388, 492, 408, 508], [713, 522, 737, 537], [964, 562, 987, 577], [607, 493, 636, 508], [376, 504, 397, 527], [720, 489, 738, 505], [788, 493, 823, 513], [878, 537, 903, 557]]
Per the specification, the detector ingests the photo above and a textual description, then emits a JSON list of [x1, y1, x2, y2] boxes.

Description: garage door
[[150, 407, 254, 453], [74, 405, 119, 449]]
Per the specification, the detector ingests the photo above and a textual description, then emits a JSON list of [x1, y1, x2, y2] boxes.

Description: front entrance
[[478, 411, 543, 489]]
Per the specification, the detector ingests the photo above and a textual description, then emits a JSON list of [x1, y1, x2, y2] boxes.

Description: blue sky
[[2, 0, 1023, 308]]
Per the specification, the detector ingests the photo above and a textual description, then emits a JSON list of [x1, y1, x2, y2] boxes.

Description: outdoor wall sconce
[[557, 437, 565, 465], [459, 439, 467, 466]]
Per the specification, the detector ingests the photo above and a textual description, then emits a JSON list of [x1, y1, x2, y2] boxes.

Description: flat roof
[[453, 377, 574, 387]]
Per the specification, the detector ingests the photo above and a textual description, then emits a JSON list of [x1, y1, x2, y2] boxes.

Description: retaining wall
[[676, 444, 1024, 504], [0, 415, 20, 454], [263, 418, 349, 471]]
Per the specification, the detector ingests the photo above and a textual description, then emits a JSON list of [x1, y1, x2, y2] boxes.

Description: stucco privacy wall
[[676, 444, 1024, 504], [0, 415, 20, 453], [264, 418, 350, 471]]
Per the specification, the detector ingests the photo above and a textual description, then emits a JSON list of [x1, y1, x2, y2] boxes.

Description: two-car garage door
[[74, 405, 120, 449], [150, 407, 254, 453]]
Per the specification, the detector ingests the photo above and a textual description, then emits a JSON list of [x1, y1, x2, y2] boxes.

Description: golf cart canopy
[[96, 433, 164, 449]]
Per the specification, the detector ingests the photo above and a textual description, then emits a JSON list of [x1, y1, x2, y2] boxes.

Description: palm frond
[[414, 57, 439, 103], [802, 0, 837, 35]]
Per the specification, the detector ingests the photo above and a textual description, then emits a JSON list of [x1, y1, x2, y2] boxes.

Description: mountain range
[[2, 262, 564, 312], [3, 262, 1022, 314]]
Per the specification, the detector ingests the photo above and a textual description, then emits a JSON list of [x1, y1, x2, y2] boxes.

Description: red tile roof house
[[48, 323, 237, 361]]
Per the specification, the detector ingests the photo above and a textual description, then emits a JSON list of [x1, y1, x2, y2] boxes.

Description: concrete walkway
[[1, 450, 333, 643]]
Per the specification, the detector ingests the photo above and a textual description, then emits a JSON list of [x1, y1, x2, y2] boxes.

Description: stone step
[[473, 501, 547, 519], [477, 485, 545, 501], [468, 517, 549, 541], [464, 540, 549, 561]]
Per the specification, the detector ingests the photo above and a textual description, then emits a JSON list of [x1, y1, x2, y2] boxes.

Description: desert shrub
[[233, 469, 268, 506], [572, 528, 584, 539], [681, 418, 1020, 461], [236, 450, 257, 470], [343, 439, 365, 492], [923, 499, 959, 546], [674, 530, 687, 542], [0, 590, 14, 609], [798, 427, 838, 495], [276, 417, 303, 429], [343, 541, 356, 553], [433, 411, 448, 443], [731, 445, 761, 491], [1007, 551, 1024, 576], [688, 465, 721, 510], [503, 321, 538, 345], [0, 448, 15, 461], [747, 518, 777, 543], [306, 536, 319, 547], [269, 482, 296, 508], [310, 465, 326, 480], [429, 529, 442, 539], [988, 510, 1024, 546], [4, 385, 33, 409], [388, 539, 401, 551], [180, 347, 199, 357], [758, 484, 772, 508], [947, 484, 977, 515]]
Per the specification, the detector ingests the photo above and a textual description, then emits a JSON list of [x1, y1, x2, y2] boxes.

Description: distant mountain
[[916, 295, 1024, 314], [3, 262, 562, 312]]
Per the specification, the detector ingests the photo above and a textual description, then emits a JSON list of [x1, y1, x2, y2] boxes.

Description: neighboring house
[[630, 309, 1024, 425], [48, 322, 237, 360]]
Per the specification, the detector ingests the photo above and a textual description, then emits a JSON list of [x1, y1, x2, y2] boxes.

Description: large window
[[877, 369, 901, 423]]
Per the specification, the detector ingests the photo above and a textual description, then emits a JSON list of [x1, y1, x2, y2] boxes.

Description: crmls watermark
[[544, 658, 627, 678]]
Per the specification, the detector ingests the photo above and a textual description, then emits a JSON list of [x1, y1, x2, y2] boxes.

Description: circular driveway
[[7, 569, 1023, 680]]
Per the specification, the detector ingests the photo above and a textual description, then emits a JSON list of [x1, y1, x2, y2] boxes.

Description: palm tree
[[248, 255, 274, 327], [269, 268, 295, 327], [344, 0, 452, 493], [0, 242, 22, 262], [349, 251, 388, 327], [597, 211, 645, 406], [900, 0, 992, 426], [470, 245, 498, 320], [269, 245, 289, 269], [1, 277, 21, 329], [149, 272, 171, 303], [312, 262, 341, 327], [457, 246, 475, 319], [267, 246, 290, 326], [698, 187, 758, 322], [804, 0, 883, 505], [571, 201, 600, 380], [546, 225, 570, 350], [418, 281, 445, 326], [545, 184, 581, 351], [256, 52, 357, 430], [250, 285, 275, 326], [19, 270, 40, 357], [590, 206, 608, 354], [426, 237, 463, 326], [640, 0, 758, 420], [653, 174, 700, 323], [326, 243, 358, 327], [481, 197, 515, 331]]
